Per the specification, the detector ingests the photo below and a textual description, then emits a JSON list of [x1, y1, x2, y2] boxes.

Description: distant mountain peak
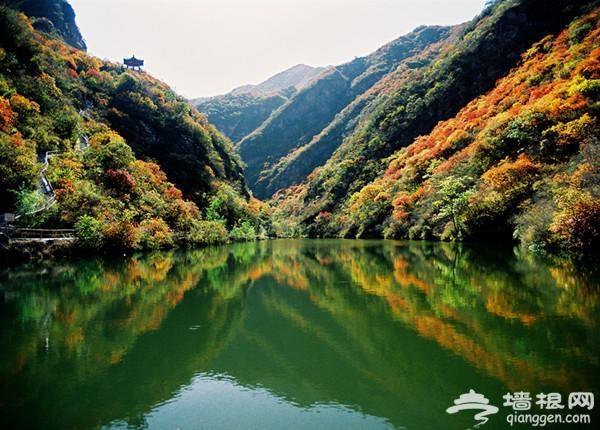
[[229, 64, 326, 97]]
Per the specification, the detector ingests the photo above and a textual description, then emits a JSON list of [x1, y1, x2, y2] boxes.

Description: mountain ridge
[[230, 63, 326, 96], [235, 24, 458, 198], [193, 64, 325, 144]]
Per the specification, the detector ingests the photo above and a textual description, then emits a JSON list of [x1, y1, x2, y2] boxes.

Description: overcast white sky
[[69, 0, 487, 98]]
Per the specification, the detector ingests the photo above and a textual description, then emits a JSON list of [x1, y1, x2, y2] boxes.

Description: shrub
[[103, 220, 139, 249], [138, 218, 174, 249], [105, 168, 136, 193], [550, 192, 600, 252], [187, 220, 228, 246], [74, 215, 103, 249], [15, 189, 47, 217], [229, 220, 256, 242]]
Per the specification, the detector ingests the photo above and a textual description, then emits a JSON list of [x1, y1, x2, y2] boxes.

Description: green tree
[[436, 176, 474, 240]]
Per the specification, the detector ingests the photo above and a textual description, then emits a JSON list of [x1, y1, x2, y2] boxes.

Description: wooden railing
[[6, 228, 75, 241]]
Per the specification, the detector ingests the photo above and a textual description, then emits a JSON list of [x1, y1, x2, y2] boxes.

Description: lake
[[1, 239, 598, 429]]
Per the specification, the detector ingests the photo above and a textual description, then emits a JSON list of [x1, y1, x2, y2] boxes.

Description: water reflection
[[0, 240, 598, 429]]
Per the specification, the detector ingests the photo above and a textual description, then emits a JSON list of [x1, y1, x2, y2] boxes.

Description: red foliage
[[106, 168, 136, 192], [316, 211, 332, 220], [85, 69, 102, 79], [66, 68, 78, 79], [164, 185, 183, 200], [0, 97, 16, 132], [55, 179, 76, 201]]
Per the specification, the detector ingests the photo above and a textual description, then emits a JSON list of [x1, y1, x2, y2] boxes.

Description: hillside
[[235, 25, 457, 198], [194, 91, 291, 144], [258, 25, 466, 198], [193, 64, 324, 143], [274, 0, 600, 254], [0, 2, 270, 251]]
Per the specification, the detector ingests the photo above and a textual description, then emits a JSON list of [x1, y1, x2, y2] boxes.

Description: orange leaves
[[575, 53, 600, 79], [130, 160, 168, 190], [164, 186, 183, 200], [84, 68, 102, 80], [66, 68, 78, 79], [392, 210, 410, 222], [385, 157, 405, 180], [528, 83, 554, 103], [54, 179, 76, 201], [0, 97, 16, 132], [392, 186, 425, 209], [482, 154, 540, 191], [246, 197, 271, 218], [359, 7, 600, 249], [138, 218, 174, 249], [104, 220, 139, 249], [138, 161, 167, 186], [391, 187, 425, 223]]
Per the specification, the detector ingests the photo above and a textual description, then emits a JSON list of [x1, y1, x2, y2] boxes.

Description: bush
[[187, 220, 228, 246], [550, 192, 600, 252], [103, 220, 139, 249], [74, 215, 103, 249], [229, 220, 256, 242], [138, 218, 174, 249]]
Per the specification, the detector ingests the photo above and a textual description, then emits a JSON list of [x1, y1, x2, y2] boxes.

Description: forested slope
[[273, 0, 599, 254], [0, 3, 270, 250]]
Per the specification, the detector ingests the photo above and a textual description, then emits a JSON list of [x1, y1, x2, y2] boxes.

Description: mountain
[[226, 25, 457, 198], [273, 0, 600, 253], [0, 1, 270, 250], [231, 63, 326, 96], [5, 0, 86, 50], [252, 25, 465, 198], [193, 91, 291, 144], [193, 64, 324, 143]]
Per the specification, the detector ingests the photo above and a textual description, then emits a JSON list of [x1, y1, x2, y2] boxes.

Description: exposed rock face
[[6, 0, 87, 50]]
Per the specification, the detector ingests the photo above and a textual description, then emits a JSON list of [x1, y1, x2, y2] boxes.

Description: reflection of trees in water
[[321, 241, 599, 392], [0, 249, 248, 429], [212, 240, 599, 426], [0, 240, 598, 429], [232, 240, 599, 393]]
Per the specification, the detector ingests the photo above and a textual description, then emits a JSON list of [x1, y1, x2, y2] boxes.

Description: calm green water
[[0, 239, 598, 430]]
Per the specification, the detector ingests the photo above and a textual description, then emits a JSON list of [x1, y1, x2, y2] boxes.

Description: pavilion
[[124, 55, 144, 71]]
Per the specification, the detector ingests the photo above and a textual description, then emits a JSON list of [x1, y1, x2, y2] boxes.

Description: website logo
[[446, 390, 594, 428], [446, 389, 499, 429]]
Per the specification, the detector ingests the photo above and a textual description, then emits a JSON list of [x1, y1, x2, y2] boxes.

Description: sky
[[68, 0, 487, 98]]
